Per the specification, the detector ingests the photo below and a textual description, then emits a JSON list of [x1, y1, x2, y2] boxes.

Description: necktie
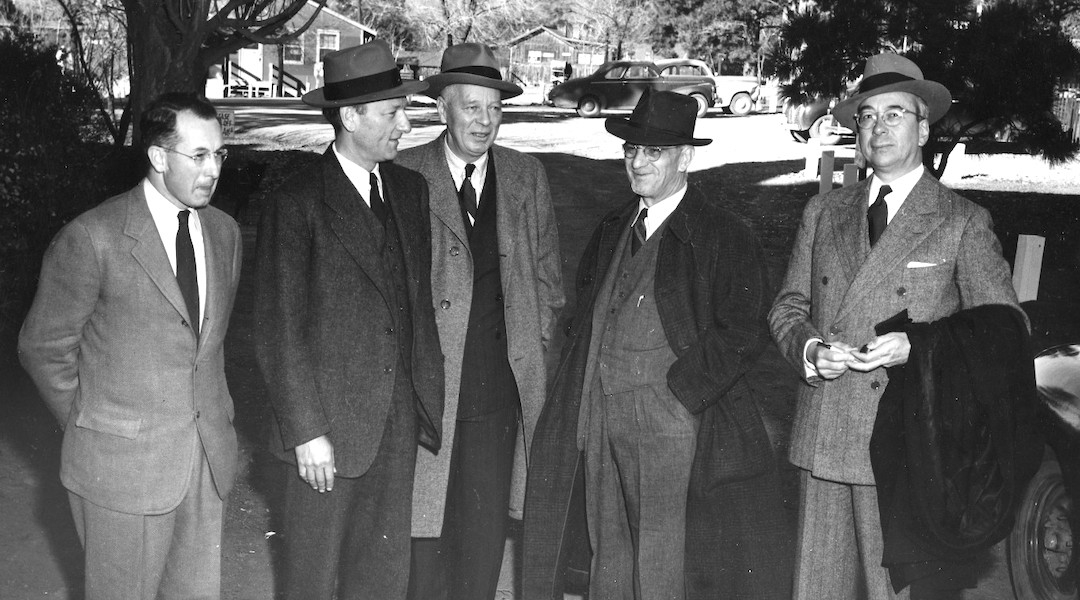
[[868, 185, 891, 247], [631, 207, 648, 256], [369, 172, 388, 225], [460, 163, 478, 224], [176, 210, 199, 337]]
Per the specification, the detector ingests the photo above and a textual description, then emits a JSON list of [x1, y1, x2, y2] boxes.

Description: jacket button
[[822, 276, 829, 285], [441, 300, 451, 309], [871, 381, 881, 390], [896, 287, 906, 296], [195, 411, 200, 419], [384, 366, 393, 374], [495, 293, 503, 303], [830, 326, 841, 335], [385, 327, 394, 335], [450, 246, 461, 256]]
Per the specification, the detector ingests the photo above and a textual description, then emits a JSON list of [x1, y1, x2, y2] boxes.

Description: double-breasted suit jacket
[[769, 172, 1021, 485], [19, 184, 243, 513], [396, 135, 565, 536], [524, 187, 791, 600], [254, 148, 444, 478]]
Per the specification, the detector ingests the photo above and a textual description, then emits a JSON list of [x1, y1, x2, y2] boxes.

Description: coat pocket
[[74, 404, 142, 439]]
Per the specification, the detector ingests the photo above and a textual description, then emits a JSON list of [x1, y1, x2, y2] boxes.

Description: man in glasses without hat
[[19, 92, 242, 599], [253, 39, 444, 599], [769, 53, 1023, 599], [523, 89, 791, 600]]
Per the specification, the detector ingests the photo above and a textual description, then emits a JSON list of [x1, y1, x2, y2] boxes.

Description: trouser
[[407, 404, 519, 600], [278, 388, 418, 600], [69, 448, 224, 600]]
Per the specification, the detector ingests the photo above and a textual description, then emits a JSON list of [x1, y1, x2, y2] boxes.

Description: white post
[[818, 150, 835, 194], [1012, 234, 1046, 302]]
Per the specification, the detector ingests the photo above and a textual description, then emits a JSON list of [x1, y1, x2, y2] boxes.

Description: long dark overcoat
[[522, 186, 793, 600]]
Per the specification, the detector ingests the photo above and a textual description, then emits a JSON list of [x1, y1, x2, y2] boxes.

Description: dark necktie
[[631, 207, 648, 256], [176, 210, 199, 337], [868, 185, 891, 247], [369, 172, 388, 225], [460, 163, 478, 224]]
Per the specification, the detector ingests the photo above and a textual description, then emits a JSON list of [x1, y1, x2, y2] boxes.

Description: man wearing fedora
[[523, 89, 791, 600], [395, 43, 565, 600], [254, 39, 444, 600], [769, 53, 1020, 599]]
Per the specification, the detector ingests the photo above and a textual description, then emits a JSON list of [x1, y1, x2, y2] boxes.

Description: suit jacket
[[769, 172, 1021, 485], [18, 184, 242, 514], [524, 187, 791, 600], [254, 148, 444, 478], [396, 135, 565, 536]]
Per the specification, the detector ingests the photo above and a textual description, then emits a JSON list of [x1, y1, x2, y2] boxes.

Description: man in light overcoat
[[768, 53, 1023, 599], [396, 42, 565, 600]]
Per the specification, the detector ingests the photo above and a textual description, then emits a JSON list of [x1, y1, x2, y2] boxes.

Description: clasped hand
[[810, 332, 910, 379]]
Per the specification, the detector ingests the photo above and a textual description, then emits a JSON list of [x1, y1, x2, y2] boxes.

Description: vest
[[457, 157, 520, 420]]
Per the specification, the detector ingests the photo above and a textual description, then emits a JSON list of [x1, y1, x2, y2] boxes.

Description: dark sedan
[[548, 61, 716, 118]]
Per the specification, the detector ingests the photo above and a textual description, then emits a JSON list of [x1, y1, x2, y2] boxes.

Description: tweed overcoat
[[19, 184, 243, 513], [523, 186, 792, 600], [254, 148, 444, 478], [769, 172, 1021, 485], [396, 135, 565, 536]]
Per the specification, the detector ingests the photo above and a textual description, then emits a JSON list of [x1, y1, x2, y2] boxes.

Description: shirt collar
[[333, 142, 381, 203], [637, 184, 687, 238], [869, 164, 923, 207], [442, 136, 489, 189], [143, 179, 200, 229]]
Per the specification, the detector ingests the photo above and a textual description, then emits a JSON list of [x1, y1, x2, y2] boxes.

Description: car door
[[616, 64, 659, 109]]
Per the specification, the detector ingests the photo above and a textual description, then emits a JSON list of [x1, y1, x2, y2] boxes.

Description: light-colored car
[[655, 58, 759, 116], [548, 60, 716, 118]]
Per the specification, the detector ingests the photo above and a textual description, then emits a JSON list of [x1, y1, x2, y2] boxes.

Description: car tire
[[727, 92, 753, 116], [790, 130, 811, 143], [1008, 458, 1077, 600], [576, 96, 601, 118], [809, 115, 841, 146], [690, 93, 709, 118]]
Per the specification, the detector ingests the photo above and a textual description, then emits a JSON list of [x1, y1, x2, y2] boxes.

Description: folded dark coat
[[870, 304, 1043, 593]]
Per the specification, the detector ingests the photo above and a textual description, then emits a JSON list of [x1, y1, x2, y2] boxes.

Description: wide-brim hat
[[423, 43, 522, 99], [832, 53, 952, 130], [605, 89, 711, 146], [303, 39, 428, 108]]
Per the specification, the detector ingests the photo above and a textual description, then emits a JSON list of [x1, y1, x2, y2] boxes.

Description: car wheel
[[1008, 459, 1077, 600], [790, 130, 811, 143], [809, 115, 841, 146], [576, 96, 601, 118], [690, 93, 709, 118], [727, 92, 753, 116]]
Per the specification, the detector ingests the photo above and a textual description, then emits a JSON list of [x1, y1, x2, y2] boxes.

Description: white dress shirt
[[443, 141, 490, 225], [637, 184, 688, 240], [143, 179, 206, 319], [333, 142, 383, 208]]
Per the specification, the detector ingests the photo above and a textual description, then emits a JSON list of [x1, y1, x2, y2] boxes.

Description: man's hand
[[295, 435, 336, 492], [809, 341, 856, 380], [847, 332, 910, 372]]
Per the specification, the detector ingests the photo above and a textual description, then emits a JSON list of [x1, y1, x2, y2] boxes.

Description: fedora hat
[[832, 53, 952, 130], [423, 43, 522, 99], [303, 39, 428, 108], [605, 89, 711, 147]]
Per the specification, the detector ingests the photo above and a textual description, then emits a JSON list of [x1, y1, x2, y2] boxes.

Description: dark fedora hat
[[832, 53, 952, 130], [605, 89, 711, 146], [303, 39, 428, 108], [423, 43, 522, 99]]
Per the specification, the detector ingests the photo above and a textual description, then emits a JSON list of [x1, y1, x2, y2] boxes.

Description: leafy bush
[[0, 28, 135, 369]]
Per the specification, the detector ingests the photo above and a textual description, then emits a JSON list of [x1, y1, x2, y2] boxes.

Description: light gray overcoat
[[769, 172, 1021, 485], [397, 135, 565, 536]]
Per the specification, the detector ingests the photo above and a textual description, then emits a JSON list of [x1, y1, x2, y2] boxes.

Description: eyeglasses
[[854, 107, 923, 130], [622, 144, 671, 162], [163, 147, 229, 166]]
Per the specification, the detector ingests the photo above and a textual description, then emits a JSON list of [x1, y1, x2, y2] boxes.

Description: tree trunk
[[123, 0, 208, 145]]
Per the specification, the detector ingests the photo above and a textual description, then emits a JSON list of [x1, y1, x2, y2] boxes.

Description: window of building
[[284, 35, 304, 64], [317, 30, 340, 62]]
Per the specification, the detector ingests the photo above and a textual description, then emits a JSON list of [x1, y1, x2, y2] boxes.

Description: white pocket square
[[906, 261, 939, 268]]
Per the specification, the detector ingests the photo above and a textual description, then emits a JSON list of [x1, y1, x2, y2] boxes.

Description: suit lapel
[[124, 186, 193, 329], [199, 211, 230, 346], [423, 134, 471, 247], [837, 174, 948, 321]]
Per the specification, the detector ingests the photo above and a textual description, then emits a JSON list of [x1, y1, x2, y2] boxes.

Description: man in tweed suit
[[254, 40, 444, 600], [395, 43, 564, 600], [769, 53, 1022, 600], [19, 93, 242, 600], [523, 90, 791, 600]]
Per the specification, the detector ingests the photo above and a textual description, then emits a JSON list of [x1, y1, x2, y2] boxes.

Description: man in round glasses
[[19, 92, 242, 599], [524, 89, 790, 600], [769, 54, 1021, 599]]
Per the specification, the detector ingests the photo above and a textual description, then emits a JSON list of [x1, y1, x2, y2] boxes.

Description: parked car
[[655, 58, 759, 116], [548, 60, 716, 118], [783, 95, 852, 145]]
